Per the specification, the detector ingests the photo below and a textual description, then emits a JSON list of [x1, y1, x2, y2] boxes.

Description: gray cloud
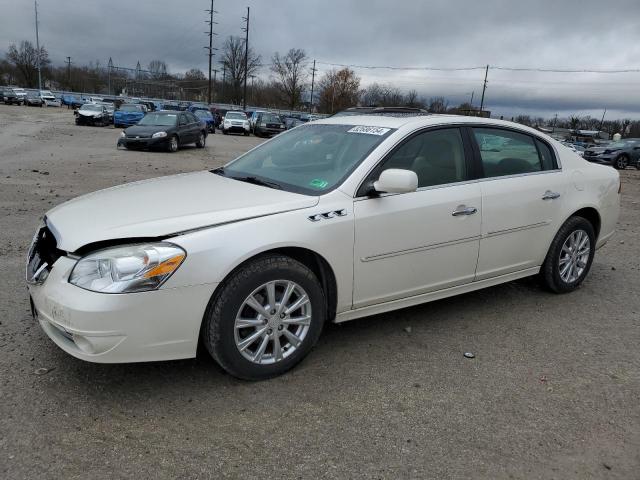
[[2, 0, 640, 118]]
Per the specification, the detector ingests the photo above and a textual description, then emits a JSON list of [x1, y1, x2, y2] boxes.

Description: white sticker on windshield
[[347, 126, 391, 136]]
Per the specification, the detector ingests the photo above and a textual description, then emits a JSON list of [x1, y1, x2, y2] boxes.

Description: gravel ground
[[0, 105, 639, 479]]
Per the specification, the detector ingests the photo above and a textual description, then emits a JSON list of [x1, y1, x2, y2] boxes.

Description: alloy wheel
[[558, 229, 591, 283], [234, 280, 312, 365]]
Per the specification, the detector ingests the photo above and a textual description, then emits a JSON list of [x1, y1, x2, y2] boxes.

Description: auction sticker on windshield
[[347, 126, 391, 136]]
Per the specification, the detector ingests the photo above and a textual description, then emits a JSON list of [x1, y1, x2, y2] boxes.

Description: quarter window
[[474, 128, 545, 177], [377, 128, 467, 188]]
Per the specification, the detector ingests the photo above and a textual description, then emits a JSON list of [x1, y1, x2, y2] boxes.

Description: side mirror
[[373, 169, 418, 194]]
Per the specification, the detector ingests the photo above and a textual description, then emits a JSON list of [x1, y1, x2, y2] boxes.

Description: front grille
[[126, 134, 150, 139], [26, 222, 63, 284]]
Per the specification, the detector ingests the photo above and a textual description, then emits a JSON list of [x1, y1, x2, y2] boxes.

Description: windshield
[[119, 105, 143, 112], [137, 113, 177, 126], [195, 110, 212, 118], [81, 104, 102, 111], [261, 114, 282, 124], [221, 124, 394, 195], [226, 112, 246, 120]]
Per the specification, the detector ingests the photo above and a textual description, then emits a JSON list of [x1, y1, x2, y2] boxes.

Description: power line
[[315, 61, 640, 74]]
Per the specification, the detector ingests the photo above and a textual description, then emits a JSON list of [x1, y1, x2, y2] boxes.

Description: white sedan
[[27, 115, 620, 379]]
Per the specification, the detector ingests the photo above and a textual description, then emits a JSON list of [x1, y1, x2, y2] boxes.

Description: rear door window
[[473, 128, 545, 177]]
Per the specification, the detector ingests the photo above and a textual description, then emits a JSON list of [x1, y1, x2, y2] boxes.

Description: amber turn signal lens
[[143, 254, 185, 279]]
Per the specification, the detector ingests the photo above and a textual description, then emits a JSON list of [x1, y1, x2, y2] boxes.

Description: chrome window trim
[[351, 122, 563, 199], [353, 168, 563, 202]]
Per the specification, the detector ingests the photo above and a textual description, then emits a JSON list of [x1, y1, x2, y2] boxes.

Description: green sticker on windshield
[[309, 179, 329, 189]]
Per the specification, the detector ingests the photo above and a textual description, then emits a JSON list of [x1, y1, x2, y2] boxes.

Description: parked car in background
[[117, 110, 207, 152], [222, 111, 250, 135], [95, 102, 115, 123], [283, 116, 304, 130], [61, 94, 84, 108], [194, 109, 215, 133], [561, 142, 586, 157], [27, 115, 620, 380], [12, 87, 27, 103], [24, 91, 43, 107], [40, 90, 60, 107], [253, 112, 287, 137], [75, 103, 110, 126], [248, 109, 267, 130], [113, 104, 147, 128], [163, 101, 181, 111], [2, 88, 22, 105], [583, 138, 640, 169], [188, 103, 209, 113]]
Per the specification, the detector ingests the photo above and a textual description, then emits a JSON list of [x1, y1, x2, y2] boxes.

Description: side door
[[177, 113, 191, 143], [470, 127, 566, 280], [186, 112, 202, 140], [352, 127, 482, 309]]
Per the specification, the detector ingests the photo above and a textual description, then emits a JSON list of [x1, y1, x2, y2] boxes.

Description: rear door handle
[[542, 190, 561, 200], [452, 205, 478, 216]]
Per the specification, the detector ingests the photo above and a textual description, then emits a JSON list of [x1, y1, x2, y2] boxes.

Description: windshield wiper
[[232, 175, 282, 190]]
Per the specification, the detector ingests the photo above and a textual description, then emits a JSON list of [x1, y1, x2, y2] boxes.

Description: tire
[[167, 135, 179, 153], [202, 254, 326, 380], [222, 129, 228, 135], [196, 132, 206, 148], [614, 155, 628, 170], [540, 216, 596, 293], [636, 160, 640, 170]]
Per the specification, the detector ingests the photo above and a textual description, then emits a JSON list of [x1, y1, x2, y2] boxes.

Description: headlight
[[119, 131, 126, 138], [69, 243, 186, 293], [152, 131, 167, 138]]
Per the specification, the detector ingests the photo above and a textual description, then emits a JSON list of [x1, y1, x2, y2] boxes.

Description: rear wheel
[[614, 155, 628, 169], [202, 254, 326, 380], [540, 216, 595, 293], [196, 132, 206, 148]]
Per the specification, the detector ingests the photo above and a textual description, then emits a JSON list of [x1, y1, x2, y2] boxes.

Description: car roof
[[315, 114, 548, 135]]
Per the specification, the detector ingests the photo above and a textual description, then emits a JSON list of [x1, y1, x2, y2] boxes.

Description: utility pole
[[221, 64, 226, 102], [34, 0, 42, 91], [552, 113, 558, 133], [107, 57, 113, 95], [65, 56, 72, 90], [241, 6, 250, 110], [479, 64, 489, 114], [309, 59, 317, 113], [212, 69, 218, 101], [469, 90, 474, 107], [599, 108, 607, 132], [205, 0, 218, 104]]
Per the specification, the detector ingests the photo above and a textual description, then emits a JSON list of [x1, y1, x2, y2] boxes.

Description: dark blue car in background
[[114, 104, 147, 128], [194, 109, 215, 133]]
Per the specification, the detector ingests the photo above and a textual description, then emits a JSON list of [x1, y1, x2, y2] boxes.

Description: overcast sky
[[3, 0, 640, 119]]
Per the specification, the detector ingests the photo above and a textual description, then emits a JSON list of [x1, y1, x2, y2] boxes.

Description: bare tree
[[220, 36, 261, 105], [185, 68, 206, 81], [427, 97, 449, 113], [7, 41, 50, 87], [271, 48, 308, 110], [148, 59, 168, 79], [318, 68, 360, 114], [404, 89, 420, 107]]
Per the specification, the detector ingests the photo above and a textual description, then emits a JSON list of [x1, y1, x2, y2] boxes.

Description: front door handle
[[542, 190, 561, 200], [452, 205, 478, 216]]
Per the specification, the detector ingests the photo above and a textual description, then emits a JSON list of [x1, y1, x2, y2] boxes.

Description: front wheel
[[540, 216, 596, 293], [202, 254, 326, 380], [614, 155, 628, 169], [167, 135, 179, 153], [196, 132, 206, 148]]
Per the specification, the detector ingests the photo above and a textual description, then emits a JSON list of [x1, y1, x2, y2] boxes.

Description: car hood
[[46, 171, 319, 252], [78, 110, 102, 117], [124, 125, 172, 135]]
